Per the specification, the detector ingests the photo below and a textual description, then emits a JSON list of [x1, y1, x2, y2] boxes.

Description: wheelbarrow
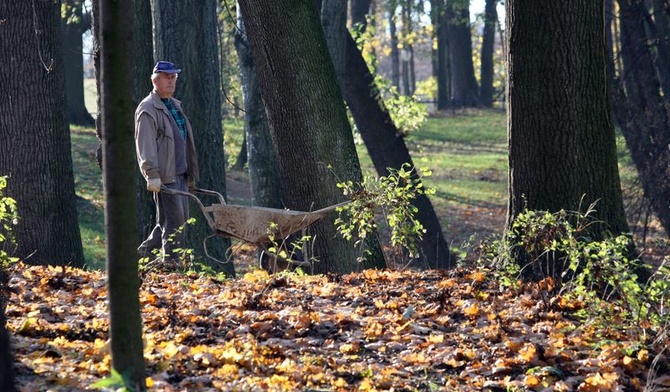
[[161, 187, 349, 265]]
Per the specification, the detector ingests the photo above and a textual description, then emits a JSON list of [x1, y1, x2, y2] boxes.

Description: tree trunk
[[479, 0, 497, 107], [62, 1, 95, 126], [234, 9, 283, 211], [345, 32, 455, 269], [0, 263, 16, 391], [506, 1, 629, 238], [349, 0, 371, 29], [431, 0, 450, 110], [609, 0, 670, 237], [320, 1, 347, 90], [389, 10, 401, 89], [98, 0, 146, 389], [132, 0, 156, 245], [447, 0, 479, 107], [0, 0, 85, 267], [238, 0, 386, 274], [153, 0, 234, 276]]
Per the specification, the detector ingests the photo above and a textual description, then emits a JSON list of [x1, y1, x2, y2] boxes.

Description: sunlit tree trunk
[[479, 0, 497, 107], [238, 0, 386, 274], [447, 0, 479, 107], [506, 1, 630, 253], [62, 0, 95, 126], [431, 0, 450, 110], [0, 0, 85, 267]]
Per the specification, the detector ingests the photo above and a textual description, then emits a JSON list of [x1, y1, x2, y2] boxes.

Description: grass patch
[[71, 125, 105, 269]]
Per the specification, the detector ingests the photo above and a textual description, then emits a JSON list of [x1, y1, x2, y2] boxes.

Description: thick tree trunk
[[153, 0, 234, 276], [62, 1, 95, 127], [345, 32, 455, 269], [99, 0, 146, 388], [238, 0, 386, 274], [447, 0, 479, 107], [609, 0, 670, 237], [234, 10, 283, 210], [0, 0, 85, 267], [479, 0, 497, 107], [506, 1, 629, 236], [132, 0, 156, 245]]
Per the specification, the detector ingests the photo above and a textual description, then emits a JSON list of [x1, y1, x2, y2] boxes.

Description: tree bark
[[506, 1, 629, 236], [320, 1, 347, 90], [98, 0, 146, 388], [479, 0, 497, 107], [0, 0, 85, 267], [234, 10, 283, 211], [132, 0, 156, 245], [238, 0, 386, 274], [153, 0, 234, 275], [431, 0, 450, 110], [609, 0, 670, 237], [447, 0, 479, 107], [62, 1, 95, 126], [345, 32, 455, 269]]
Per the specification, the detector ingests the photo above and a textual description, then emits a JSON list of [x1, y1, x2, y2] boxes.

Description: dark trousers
[[137, 175, 189, 261]]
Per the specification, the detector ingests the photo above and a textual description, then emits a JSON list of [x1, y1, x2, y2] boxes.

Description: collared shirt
[[162, 98, 187, 140]]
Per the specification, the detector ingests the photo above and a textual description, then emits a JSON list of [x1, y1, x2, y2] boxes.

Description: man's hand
[[147, 178, 162, 193], [188, 180, 196, 191]]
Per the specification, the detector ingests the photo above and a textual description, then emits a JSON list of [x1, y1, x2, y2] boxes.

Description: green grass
[[71, 126, 106, 269]]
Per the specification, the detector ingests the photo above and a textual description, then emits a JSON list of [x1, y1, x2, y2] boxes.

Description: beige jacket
[[135, 91, 199, 185]]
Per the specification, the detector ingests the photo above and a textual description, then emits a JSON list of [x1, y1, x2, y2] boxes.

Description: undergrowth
[[477, 205, 670, 368]]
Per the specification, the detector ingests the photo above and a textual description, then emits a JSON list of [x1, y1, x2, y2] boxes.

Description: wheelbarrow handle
[[189, 187, 227, 205], [159, 186, 220, 232]]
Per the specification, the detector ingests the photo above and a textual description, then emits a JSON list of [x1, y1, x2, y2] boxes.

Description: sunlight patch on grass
[[71, 126, 106, 269]]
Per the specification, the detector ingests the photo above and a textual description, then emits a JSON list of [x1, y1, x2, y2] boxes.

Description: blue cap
[[152, 61, 181, 74]]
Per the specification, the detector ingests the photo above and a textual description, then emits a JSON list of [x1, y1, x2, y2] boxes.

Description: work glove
[[146, 177, 162, 193]]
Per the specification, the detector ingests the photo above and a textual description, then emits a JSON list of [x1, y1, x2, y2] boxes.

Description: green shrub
[[478, 205, 670, 336], [0, 176, 18, 268], [335, 164, 431, 264]]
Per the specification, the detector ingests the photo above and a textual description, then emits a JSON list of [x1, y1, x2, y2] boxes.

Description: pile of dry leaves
[[5, 263, 669, 391]]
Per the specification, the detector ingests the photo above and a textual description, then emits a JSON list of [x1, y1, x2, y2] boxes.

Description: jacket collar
[[150, 90, 182, 111]]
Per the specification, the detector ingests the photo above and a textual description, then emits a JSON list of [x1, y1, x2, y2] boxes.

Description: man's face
[[154, 73, 178, 98]]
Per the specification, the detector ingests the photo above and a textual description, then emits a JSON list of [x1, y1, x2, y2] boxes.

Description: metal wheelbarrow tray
[[164, 187, 348, 246]]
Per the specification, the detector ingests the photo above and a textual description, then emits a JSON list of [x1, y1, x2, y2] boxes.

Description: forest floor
[[6, 170, 670, 391], [7, 262, 670, 391]]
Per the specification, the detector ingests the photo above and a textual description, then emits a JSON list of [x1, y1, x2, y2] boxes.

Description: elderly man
[[135, 61, 199, 263]]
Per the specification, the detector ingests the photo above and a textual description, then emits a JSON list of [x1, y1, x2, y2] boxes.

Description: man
[[135, 61, 199, 262]]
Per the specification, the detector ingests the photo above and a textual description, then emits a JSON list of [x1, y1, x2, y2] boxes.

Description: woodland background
[[0, 0, 669, 390]]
